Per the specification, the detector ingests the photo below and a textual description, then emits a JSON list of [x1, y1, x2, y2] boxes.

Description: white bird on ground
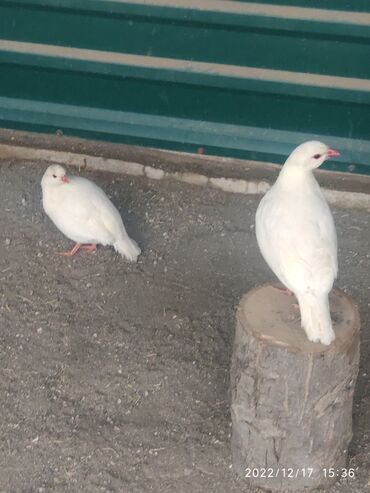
[[41, 164, 141, 261], [255, 141, 340, 345]]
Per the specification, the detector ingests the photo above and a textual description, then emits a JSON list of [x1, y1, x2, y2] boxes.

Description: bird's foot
[[271, 283, 294, 296], [80, 244, 97, 254], [56, 243, 82, 257], [56, 243, 97, 256]]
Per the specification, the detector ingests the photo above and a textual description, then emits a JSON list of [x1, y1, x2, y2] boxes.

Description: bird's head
[[41, 164, 69, 188], [286, 141, 340, 171]]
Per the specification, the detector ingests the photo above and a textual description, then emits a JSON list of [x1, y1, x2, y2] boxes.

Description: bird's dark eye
[[313, 154, 321, 159], [52, 174, 57, 178]]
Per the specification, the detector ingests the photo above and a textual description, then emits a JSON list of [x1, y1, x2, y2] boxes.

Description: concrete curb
[[0, 143, 369, 210]]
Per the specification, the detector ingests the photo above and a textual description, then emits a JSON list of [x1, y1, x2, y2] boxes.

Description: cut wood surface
[[231, 285, 361, 491]]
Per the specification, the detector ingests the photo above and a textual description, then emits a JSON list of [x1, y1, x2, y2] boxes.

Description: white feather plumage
[[42, 164, 141, 261], [256, 141, 339, 345]]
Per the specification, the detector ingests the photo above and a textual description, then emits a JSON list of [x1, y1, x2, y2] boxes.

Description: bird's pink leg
[[271, 283, 294, 296], [270, 283, 299, 311], [56, 243, 82, 257], [56, 243, 97, 257], [80, 244, 97, 253]]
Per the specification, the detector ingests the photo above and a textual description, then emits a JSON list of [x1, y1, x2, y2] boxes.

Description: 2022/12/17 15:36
[[244, 467, 357, 480]]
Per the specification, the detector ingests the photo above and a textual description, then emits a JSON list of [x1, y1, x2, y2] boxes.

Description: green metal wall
[[0, 0, 370, 173]]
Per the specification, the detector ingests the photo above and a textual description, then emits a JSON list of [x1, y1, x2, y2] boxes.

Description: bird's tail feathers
[[297, 292, 335, 346], [114, 234, 141, 262]]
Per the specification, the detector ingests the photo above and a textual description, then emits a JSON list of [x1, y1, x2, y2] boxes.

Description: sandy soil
[[0, 160, 368, 493]]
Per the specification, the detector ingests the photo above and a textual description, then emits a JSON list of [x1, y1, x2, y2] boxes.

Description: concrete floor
[[0, 159, 369, 492]]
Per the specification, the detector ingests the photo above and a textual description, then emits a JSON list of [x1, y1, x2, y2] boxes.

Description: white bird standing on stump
[[42, 164, 141, 261], [255, 141, 340, 345]]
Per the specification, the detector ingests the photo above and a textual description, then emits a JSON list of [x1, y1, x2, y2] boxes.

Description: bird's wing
[[83, 181, 127, 239], [258, 194, 337, 295], [279, 221, 337, 294], [51, 179, 118, 243]]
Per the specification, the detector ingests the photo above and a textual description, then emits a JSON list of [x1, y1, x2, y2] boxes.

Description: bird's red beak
[[61, 175, 69, 184], [327, 149, 340, 158]]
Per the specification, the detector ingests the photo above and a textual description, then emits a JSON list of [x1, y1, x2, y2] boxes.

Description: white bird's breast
[[256, 182, 338, 295]]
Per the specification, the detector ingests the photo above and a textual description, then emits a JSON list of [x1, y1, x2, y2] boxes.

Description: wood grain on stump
[[231, 285, 360, 491]]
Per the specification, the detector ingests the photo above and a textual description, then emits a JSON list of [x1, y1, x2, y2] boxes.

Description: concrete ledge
[[0, 129, 369, 210]]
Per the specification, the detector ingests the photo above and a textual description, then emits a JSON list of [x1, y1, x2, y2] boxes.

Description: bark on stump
[[231, 285, 360, 491]]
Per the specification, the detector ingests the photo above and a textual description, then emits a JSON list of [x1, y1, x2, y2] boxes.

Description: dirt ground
[[0, 159, 369, 493]]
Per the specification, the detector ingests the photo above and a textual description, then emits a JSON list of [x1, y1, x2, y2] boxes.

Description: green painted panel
[[0, 63, 368, 141], [1, 96, 369, 175], [1, 44, 369, 104], [1, 3, 370, 78], [0, 0, 369, 174]]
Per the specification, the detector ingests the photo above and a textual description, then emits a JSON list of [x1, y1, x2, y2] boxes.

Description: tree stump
[[231, 285, 360, 491]]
